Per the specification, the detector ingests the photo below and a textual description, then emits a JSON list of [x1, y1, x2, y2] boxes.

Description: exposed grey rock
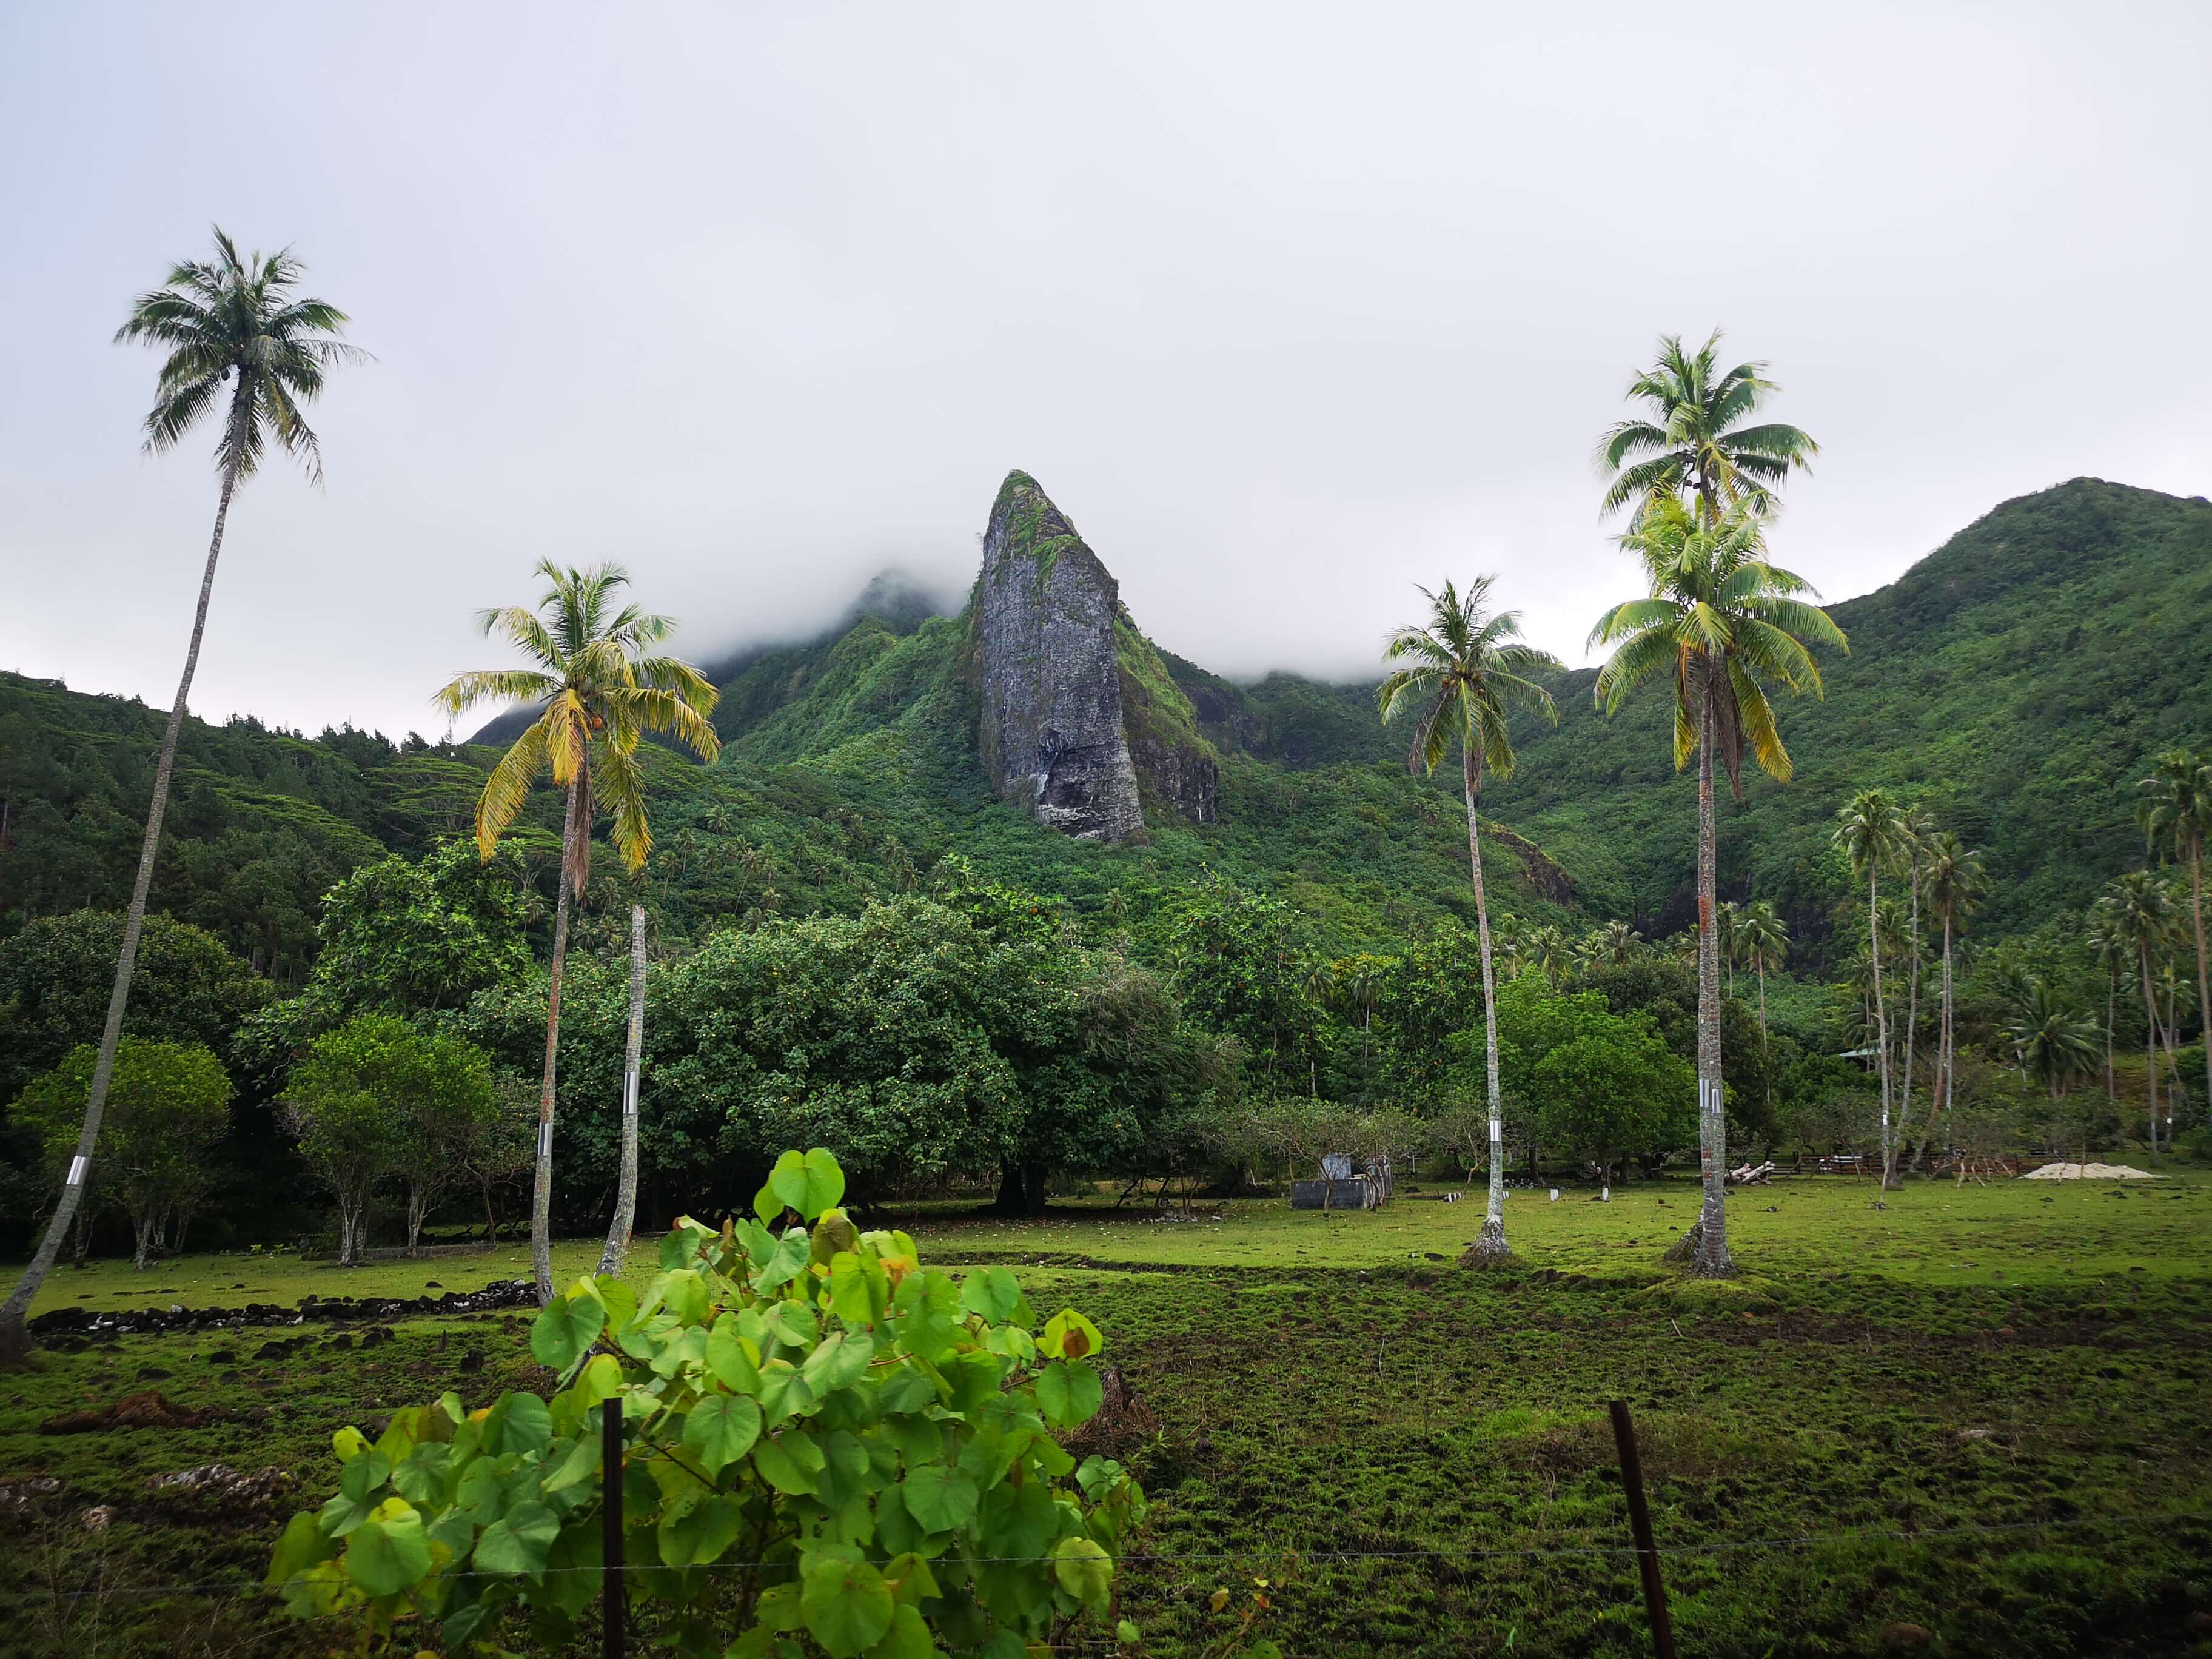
[[974, 472, 1147, 842]]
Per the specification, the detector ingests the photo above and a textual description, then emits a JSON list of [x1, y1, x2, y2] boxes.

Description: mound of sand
[[2022, 1161, 2163, 1180]]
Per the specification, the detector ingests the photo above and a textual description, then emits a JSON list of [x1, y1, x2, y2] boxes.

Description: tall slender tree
[[1735, 900, 1788, 1119], [1916, 831, 1983, 1157], [597, 897, 650, 1277], [2139, 749, 2212, 1127], [1379, 577, 1559, 1266], [2087, 897, 2127, 1102], [1895, 803, 1934, 1168], [1595, 330, 1820, 528], [0, 230, 361, 1364], [1590, 498, 1846, 1272], [437, 563, 719, 1300], [2108, 870, 2179, 1168], [1834, 790, 1908, 1187]]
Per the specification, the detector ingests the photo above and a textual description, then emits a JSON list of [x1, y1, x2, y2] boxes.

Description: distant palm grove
[[4, 238, 2210, 1338]]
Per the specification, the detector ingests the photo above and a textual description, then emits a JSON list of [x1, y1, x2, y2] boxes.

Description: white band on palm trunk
[[625, 1073, 639, 1117], [538, 1122, 554, 1161], [67, 1155, 89, 1187]]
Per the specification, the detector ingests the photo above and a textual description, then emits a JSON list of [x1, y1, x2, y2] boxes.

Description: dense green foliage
[[269, 1151, 1145, 1658], [278, 1015, 500, 1263], [12, 1037, 232, 1267]]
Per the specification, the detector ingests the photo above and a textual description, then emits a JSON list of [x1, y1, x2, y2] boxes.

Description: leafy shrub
[[266, 1148, 1145, 1656]]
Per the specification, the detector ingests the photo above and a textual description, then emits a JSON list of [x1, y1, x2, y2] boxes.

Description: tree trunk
[[0, 419, 243, 1364], [532, 779, 585, 1304], [1868, 862, 1896, 1188], [406, 1185, 433, 1257], [1900, 858, 1922, 1168], [338, 1198, 363, 1268], [2105, 968, 2117, 1101], [1916, 915, 1954, 1165], [1459, 745, 1511, 1268], [2139, 946, 2161, 1168], [2192, 848, 2211, 1134], [991, 1159, 1047, 1216], [1689, 692, 1732, 1275], [597, 902, 649, 1278], [132, 1213, 158, 1273]]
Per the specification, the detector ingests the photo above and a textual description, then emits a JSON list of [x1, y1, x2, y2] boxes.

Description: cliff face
[[974, 473, 1147, 842], [971, 472, 1218, 841]]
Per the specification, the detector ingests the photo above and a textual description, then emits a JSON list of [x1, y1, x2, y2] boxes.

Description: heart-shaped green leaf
[[343, 1498, 431, 1597], [800, 1551, 893, 1657], [530, 1289, 605, 1372], [682, 1393, 763, 1475], [899, 1462, 977, 1533], [1034, 1358, 1105, 1428], [958, 1266, 1021, 1323], [707, 1320, 763, 1392], [473, 1499, 558, 1577], [1051, 1535, 1113, 1610], [801, 1330, 873, 1397]]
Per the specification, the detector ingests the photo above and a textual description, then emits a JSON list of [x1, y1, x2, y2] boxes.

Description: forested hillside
[[6, 477, 2207, 974]]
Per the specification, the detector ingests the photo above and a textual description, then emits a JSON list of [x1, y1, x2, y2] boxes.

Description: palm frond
[[473, 722, 550, 861]]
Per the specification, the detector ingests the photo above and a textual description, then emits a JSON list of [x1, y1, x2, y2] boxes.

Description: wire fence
[[4, 1504, 2201, 1607]]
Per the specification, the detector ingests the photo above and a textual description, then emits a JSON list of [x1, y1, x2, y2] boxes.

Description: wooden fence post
[[1609, 1399, 1675, 1659]]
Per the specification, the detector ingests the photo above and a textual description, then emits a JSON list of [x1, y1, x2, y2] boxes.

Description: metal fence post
[[1609, 1399, 1676, 1659], [603, 1401, 625, 1659]]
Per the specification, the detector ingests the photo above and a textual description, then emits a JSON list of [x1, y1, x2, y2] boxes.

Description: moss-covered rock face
[[973, 471, 1147, 842]]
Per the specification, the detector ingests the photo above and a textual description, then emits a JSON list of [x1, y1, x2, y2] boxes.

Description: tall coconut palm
[[2140, 749, 2212, 1128], [1834, 791, 1909, 1187], [2107, 870, 2179, 1168], [1735, 902, 1788, 1040], [0, 230, 361, 1364], [1596, 330, 1820, 528], [1379, 577, 1560, 1267], [1916, 832, 1984, 1158], [1735, 900, 1788, 1119], [1590, 498, 1846, 1273], [437, 563, 719, 1300]]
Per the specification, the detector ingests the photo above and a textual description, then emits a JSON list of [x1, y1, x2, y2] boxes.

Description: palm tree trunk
[[1900, 862, 1922, 1168], [2160, 970, 2180, 1151], [1919, 915, 1954, 1162], [1868, 864, 1895, 1188], [597, 902, 648, 1278], [1460, 746, 1510, 1267], [2139, 945, 2161, 1169], [0, 421, 243, 1364], [2105, 967, 2117, 1100], [2192, 848, 2211, 1134], [532, 779, 584, 1304], [1690, 695, 1732, 1274]]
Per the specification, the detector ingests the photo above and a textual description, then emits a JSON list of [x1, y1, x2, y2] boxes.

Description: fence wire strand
[[3, 1504, 2201, 1607]]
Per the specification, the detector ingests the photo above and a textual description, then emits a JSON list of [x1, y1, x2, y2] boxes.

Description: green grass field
[[4, 1168, 2210, 1657]]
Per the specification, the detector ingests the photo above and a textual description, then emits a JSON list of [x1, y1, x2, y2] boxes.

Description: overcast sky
[[3, 4, 2208, 740]]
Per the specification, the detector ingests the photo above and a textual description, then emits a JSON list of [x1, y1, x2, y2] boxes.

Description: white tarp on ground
[[2022, 1161, 2163, 1179]]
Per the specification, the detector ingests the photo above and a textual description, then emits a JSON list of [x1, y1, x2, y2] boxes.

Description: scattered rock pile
[[27, 1278, 537, 1344]]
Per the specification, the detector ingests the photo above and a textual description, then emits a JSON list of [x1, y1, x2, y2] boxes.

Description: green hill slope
[[8, 477, 2206, 975], [1482, 478, 2212, 943]]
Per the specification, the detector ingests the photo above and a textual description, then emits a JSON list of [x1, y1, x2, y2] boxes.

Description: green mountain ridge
[[5, 476, 2207, 979]]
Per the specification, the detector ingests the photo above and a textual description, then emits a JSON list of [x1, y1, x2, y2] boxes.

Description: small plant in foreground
[[266, 1147, 1144, 1655]]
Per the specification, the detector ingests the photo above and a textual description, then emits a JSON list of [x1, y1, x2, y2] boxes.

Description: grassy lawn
[[3, 1168, 2209, 1657]]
